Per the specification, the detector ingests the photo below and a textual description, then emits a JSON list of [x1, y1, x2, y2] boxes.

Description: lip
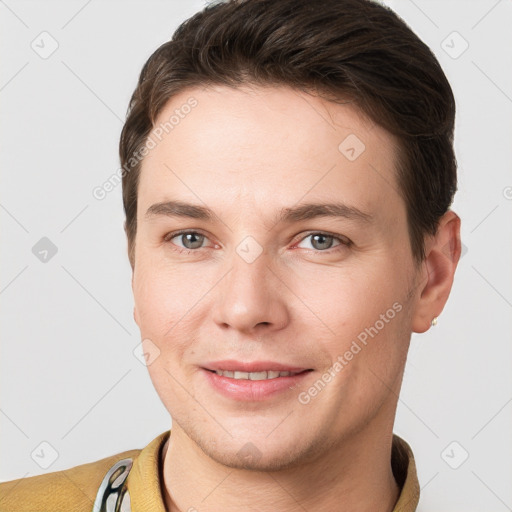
[[202, 360, 310, 373], [201, 362, 313, 401]]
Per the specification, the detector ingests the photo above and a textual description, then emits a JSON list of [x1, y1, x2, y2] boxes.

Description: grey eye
[[312, 234, 335, 250], [173, 232, 206, 250], [300, 233, 340, 251]]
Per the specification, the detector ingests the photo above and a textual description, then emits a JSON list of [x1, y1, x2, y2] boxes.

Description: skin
[[129, 84, 461, 512]]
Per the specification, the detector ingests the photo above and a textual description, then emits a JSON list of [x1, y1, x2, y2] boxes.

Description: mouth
[[204, 368, 312, 380], [201, 362, 314, 401], [202, 360, 312, 374]]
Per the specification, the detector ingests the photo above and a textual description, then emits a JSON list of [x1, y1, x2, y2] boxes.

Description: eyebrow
[[144, 200, 373, 225]]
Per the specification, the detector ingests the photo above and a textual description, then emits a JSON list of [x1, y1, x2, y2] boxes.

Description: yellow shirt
[[0, 431, 420, 511]]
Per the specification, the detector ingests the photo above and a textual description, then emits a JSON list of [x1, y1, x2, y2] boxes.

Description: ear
[[131, 266, 138, 327], [125, 220, 138, 325], [124, 220, 136, 272], [411, 210, 462, 333]]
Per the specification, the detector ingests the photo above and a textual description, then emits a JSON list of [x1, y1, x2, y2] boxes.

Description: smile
[[203, 368, 313, 401], [212, 369, 305, 380]]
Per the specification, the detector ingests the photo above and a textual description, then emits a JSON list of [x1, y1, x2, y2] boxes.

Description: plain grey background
[[1, 1, 511, 510]]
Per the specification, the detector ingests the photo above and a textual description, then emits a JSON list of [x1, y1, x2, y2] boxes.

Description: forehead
[[138, 84, 405, 227]]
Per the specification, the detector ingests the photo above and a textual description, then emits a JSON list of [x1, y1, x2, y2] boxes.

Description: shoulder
[[0, 447, 141, 512]]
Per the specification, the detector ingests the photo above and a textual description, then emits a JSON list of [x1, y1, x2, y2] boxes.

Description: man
[[0, 0, 461, 510]]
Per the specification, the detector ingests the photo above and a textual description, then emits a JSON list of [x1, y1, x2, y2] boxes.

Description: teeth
[[214, 369, 299, 380]]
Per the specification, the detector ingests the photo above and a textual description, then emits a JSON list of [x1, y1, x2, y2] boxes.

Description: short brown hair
[[120, 0, 457, 269]]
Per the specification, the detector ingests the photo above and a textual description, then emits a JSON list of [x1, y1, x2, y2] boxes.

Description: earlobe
[[411, 210, 462, 333]]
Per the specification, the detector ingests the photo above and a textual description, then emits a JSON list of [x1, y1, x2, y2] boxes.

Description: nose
[[211, 248, 290, 336]]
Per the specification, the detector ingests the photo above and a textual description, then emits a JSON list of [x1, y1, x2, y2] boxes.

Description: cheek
[[132, 257, 209, 365], [294, 258, 410, 364], [297, 261, 394, 324], [133, 239, 188, 310], [132, 257, 183, 339]]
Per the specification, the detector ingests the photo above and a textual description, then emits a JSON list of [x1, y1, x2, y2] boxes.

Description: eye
[[295, 232, 351, 253], [163, 230, 351, 255], [163, 230, 211, 253]]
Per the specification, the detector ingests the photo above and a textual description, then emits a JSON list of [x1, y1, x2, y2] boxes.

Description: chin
[[207, 444, 305, 472], [193, 428, 324, 473]]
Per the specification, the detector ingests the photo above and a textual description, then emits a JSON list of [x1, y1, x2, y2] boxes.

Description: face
[[132, 84, 422, 470]]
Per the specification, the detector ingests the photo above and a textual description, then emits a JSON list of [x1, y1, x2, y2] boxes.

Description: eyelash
[[163, 229, 352, 255]]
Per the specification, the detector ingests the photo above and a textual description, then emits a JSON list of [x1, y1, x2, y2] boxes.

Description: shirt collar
[[125, 430, 420, 511], [390, 434, 421, 511], [125, 430, 169, 512]]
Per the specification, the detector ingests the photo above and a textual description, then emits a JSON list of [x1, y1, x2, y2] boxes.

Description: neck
[[160, 423, 400, 512]]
